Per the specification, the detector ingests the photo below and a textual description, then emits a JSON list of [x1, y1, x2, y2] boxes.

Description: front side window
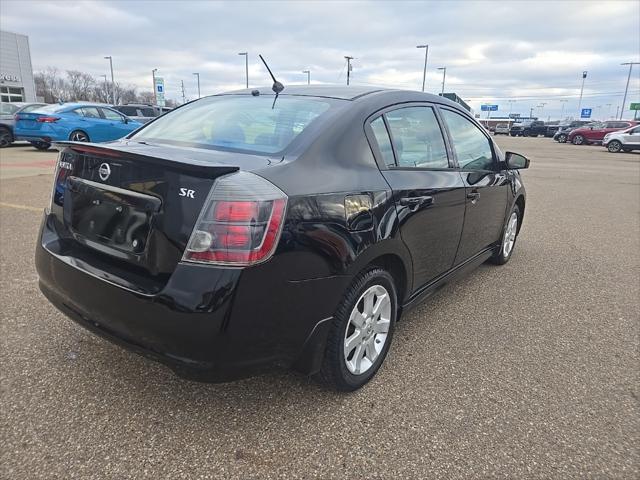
[[370, 116, 395, 167], [101, 108, 124, 121], [384, 106, 449, 168], [132, 95, 333, 154], [441, 109, 494, 170], [117, 106, 137, 116]]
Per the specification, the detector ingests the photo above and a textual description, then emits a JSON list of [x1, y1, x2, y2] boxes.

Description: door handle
[[399, 195, 433, 210], [467, 191, 481, 204]]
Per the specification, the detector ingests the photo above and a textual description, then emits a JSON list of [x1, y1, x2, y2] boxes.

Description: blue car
[[14, 103, 142, 150]]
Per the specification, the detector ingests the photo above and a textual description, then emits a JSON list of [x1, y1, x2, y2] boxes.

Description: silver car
[[0, 102, 47, 147]]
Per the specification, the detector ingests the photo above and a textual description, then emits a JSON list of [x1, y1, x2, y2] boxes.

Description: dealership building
[[0, 30, 36, 103]]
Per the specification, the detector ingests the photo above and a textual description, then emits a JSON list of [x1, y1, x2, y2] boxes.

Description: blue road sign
[[481, 104, 499, 111], [581, 108, 592, 119]]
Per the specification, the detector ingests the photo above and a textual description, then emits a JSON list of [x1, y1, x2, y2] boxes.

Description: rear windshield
[[0, 103, 19, 115], [132, 95, 333, 154], [31, 104, 75, 114]]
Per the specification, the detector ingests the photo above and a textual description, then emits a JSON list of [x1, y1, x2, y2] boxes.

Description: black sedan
[[36, 85, 529, 391]]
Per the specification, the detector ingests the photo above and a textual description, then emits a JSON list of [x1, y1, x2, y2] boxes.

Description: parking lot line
[[0, 201, 43, 213]]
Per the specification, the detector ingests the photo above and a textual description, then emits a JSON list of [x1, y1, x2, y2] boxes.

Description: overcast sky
[[2, 0, 639, 120]]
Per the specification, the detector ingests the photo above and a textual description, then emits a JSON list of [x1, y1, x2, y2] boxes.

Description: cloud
[[2, 0, 638, 119]]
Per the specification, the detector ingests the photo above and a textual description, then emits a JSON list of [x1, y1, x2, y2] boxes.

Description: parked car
[[14, 102, 142, 150], [602, 124, 640, 152], [510, 120, 546, 137], [0, 102, 46, 147], [552, 121, 594, 143], [36, 85, 529, 391], [494, 123, 510, 135], [567, 120, 638, 145], [544, 124, 561, 137], [113, 104, 163, 124]]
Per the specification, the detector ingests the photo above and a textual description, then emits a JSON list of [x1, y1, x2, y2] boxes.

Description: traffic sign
[[580, 108, 592, 119], [630, 103, 640, 111], [154, 77, 165, 107], [481, 104, 498, 111]]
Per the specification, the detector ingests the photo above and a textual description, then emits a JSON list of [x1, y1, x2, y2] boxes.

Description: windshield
[[132, 95, 333, 154], [0, 103, 20, 115]]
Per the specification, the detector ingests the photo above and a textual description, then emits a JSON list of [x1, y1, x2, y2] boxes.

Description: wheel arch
[[514, 194, 525, 234]]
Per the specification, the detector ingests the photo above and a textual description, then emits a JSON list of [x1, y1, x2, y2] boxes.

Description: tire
[[607, 140, 623, 153], [572, 135, 585, 145], [557, 134, 567, 143], [0, 127, 13, 148], [31, 141, 51, 151], [318, 267, 397, 391], [490, 204, 521, 265], [69, 130, 90, 142]]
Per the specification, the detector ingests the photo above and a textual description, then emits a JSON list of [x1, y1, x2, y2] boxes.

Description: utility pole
[[193, 72, 200, 98], [620, 62, 639, 119], [416, 45, 429, 92], [104, 56, 115, 105], [302, 70, 311, 85], [238, 52, 249, 88], [181, 80, 186, 104], [437, 67, 446, 94], [152, 68, 158, 106], [345, 56, 354, 85], [577, 70, 587, 116], [559, 99, 568, 120]]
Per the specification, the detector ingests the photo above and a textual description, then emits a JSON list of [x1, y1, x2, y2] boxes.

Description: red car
[[567, 120, 638, 145]]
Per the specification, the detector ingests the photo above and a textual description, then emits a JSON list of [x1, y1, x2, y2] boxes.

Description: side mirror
[[505, 151, 529, 170], [123, 117, 129, 124]]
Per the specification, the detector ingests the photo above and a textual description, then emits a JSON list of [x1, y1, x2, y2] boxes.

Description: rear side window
[[384, 106, 449, 168], [370, 117, 395, 167], [132, 96, 332, 154], [441, 109, 494, 170]]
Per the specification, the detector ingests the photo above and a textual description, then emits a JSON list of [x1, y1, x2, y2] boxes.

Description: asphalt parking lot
[[1, 138, 638, 479]]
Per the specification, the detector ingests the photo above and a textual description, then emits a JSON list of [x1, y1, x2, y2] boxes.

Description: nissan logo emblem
[[98, 163, 111, 181]]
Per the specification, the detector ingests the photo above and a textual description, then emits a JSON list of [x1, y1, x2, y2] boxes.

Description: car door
[[439, 108, 510, 264], [622, 126, 640, 146], [75, 107, 107, 141], [99, 107, 134, 140], [367, 104, 466, 290]]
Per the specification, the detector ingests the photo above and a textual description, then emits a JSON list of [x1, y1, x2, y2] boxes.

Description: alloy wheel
[[70, 131, 89, 142], [607, 141, 622, 153], [343, 284, 391, 375], [573, 135, 584, 145], [0, 129, 11, 148], [503, 212, 518, 258]]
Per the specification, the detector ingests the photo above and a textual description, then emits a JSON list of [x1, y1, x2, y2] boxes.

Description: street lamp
[[416, 44, 429, 92], [437, 67, 446, 94], [238, 52, 248, 88], [345, 56, 354, 86], [302, 70, 311, 85], [152, 68, 158, 105], [104, 56, 115, 105], [559, 99, 568, 120], [193, 72, 201, 98], [620, 62, 639, 119], [577, 70, 587, 117], [507, 99, 516, 117]]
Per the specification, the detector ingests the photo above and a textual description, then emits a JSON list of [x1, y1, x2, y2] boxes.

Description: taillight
[[37, 116, 60, 123], [183, 171, 287, 266]]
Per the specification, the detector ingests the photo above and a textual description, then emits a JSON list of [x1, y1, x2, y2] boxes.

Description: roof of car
[[221, 84, 448, 101]]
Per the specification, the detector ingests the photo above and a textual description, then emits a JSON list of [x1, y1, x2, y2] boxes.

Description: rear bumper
[[36, 213, 348, 381]]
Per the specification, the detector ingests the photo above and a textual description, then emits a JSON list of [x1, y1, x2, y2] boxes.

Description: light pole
[[416, 44, 429, 92], [596, 105, 602, 120], [577, 70, 587, 117], [302, 70, 311, 85], [559, 99, 568, 120], [437, 67, 446, 94], [101, 74, 108, 102], [193, 72, 201, 98], [152, 68, 158, 105], [606, 103, 612, 119], [345, 56, 354, 85], [104, 56, 115, 105], [538, 102, 547, 117], [620, 62, 639, 119], [238, 52, 248, 88], [508, 99, 516, 117]]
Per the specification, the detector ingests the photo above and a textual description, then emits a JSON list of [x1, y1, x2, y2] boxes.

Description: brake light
[[37, 116, 60, 123], [183, 171, 287, 266]]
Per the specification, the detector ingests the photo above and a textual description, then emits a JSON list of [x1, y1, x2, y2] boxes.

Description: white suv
[[603, 124, 640, 153]]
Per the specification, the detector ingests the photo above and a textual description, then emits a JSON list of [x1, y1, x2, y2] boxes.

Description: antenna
[[259, 54, 284, 94]]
